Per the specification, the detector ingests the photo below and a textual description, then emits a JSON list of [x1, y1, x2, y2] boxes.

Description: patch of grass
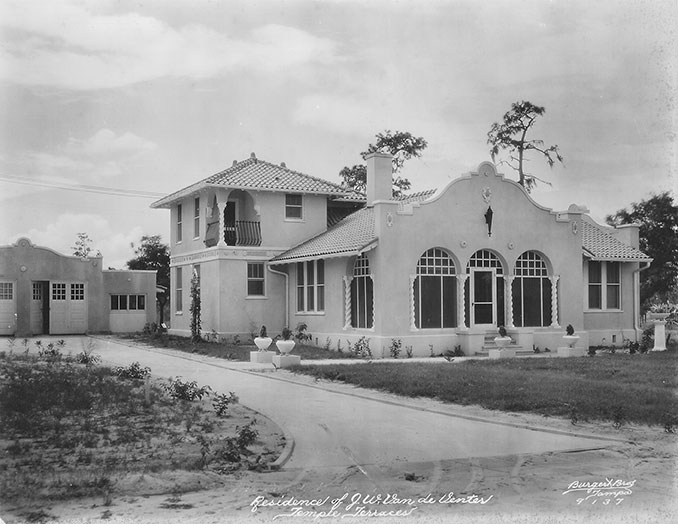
[[291, 351, 678, 426], [118, 333, 355, 361]]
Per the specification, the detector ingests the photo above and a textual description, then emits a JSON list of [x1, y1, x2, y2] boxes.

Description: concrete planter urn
[[250, 326, 275, 363], [254, 337, 273, 351], [276, 339, 296, 355], [494, 336, 512, 349], [562, 335, 580, 348], [272, 327, 301, 368]]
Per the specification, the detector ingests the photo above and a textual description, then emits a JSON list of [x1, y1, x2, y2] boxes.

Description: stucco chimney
[[365, 152, 393, 205]]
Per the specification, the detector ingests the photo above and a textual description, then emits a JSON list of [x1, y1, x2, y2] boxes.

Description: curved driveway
[[79, 336, 610, 471]]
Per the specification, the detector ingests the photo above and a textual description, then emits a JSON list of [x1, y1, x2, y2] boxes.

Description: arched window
[[351, 254, 373, 328], [513, 251, 552, 327], [414, 248, 457, 328]]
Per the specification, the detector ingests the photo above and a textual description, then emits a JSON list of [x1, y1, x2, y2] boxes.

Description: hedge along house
[[0, 238, 157, 336], [153, 153, 651, 356]]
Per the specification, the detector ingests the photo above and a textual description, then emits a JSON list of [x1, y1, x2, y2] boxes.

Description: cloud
[[65, 129, 156, 157], [0, 1, 338, 90], [6, 129, 156, 182], [15, 212, 144, 269]]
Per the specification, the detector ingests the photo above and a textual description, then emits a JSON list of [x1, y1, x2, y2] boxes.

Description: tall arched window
[[414, 248, 457, 328], [513, 251, 552, 327], [351, 254, 373, 328]]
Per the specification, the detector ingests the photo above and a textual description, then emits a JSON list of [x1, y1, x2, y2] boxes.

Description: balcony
[[205, 221, 262, 247]]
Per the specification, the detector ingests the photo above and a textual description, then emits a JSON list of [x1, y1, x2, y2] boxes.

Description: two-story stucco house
[[152, 152, 651, 356]]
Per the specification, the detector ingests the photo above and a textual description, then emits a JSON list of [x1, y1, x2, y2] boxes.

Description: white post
[[652, 320, 667, 351], [458, 274, 468, 329], [409, 274, 418, 331], [505, 276, 514, 328], [550, 276, 560, 328], [343, 276, 352, 330], [217, 201, 227, 247]]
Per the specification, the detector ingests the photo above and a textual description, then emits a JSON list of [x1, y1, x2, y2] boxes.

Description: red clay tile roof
[[271, 207, 377, 263], [582, 218, 651, 261], [151, 154, 346, 208]]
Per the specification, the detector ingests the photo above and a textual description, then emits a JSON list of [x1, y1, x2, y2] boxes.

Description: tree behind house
[[606, 192, 678, 309], [126, 235, 170, 290], [339, 130, 428, 197], [72, 232, 100, 258], [127, 235, 171, 326], [487, 100, 564, 192]]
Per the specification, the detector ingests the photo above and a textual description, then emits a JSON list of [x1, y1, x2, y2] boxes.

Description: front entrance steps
[[474, 333, 533, 357]]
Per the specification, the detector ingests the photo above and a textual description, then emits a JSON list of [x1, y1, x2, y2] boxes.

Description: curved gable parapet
[[421, 161, 560, 218], [5, 237, 101, 261]]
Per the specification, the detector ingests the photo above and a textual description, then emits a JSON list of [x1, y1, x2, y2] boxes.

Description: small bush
[[212, 392, 239, 416], [76, 351, 101, 367], [38, 342, 62, 362], [164, 377, 211, 401], [114, 362, 151, 380], [405, 346, 413, 358], [235, 420, 258, 449], [640, 326, 654, 353], [348, 337, 371, 359], [389, 338, 402, 359], [294, 323, 311, 343]]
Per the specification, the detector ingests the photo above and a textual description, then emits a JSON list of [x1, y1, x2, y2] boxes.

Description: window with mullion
[[177, 204, 183, 242], [588, 261, 620, 310], [194, 197, 200, 238], [414, 248, 457, 329], [285, 194, 303, 220], [296, 260, 324, 313], [350, 255, 373, 328]]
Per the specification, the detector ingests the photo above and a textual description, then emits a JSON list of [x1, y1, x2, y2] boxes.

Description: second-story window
[[177, 204, 183, 243], [285, 194, 303, 220], [194, 198, 200, 239]]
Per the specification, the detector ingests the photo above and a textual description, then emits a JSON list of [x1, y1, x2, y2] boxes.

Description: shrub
[[163, 377, 211, 401], [640, 326, 654, 353], [235, 420, 258, 449], [389, 338, 402, 359], [76, 351, 101, 367], [348, 337, 371, 359], [114, 362, 151, 380], [38, 342, 63, 362], [212, 392, 239, 416], [405, 346, 413, 358], [294, 323, 311, 343]]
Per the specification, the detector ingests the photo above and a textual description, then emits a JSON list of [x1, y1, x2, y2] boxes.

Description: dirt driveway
[[4, 336, 675, 524]]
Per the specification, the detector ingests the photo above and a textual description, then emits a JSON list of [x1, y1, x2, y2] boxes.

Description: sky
[[0, 0, 676, 269]]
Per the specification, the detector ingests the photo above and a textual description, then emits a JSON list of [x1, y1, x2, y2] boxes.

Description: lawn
[[0, 340, 285, 506], [291, 351, 678, 428], [118, 331, 357, 360]]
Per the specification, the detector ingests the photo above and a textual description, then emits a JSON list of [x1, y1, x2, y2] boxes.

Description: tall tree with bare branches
[[487, 101, 564, 192]]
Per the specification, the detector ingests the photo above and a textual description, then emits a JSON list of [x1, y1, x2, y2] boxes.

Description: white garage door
[[50, 282, 88, 334], [0, 281, 16, 335]]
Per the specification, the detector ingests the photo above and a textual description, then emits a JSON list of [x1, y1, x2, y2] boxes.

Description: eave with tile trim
[[581, 218, 652, 262], [151, 153, 349, 209]]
